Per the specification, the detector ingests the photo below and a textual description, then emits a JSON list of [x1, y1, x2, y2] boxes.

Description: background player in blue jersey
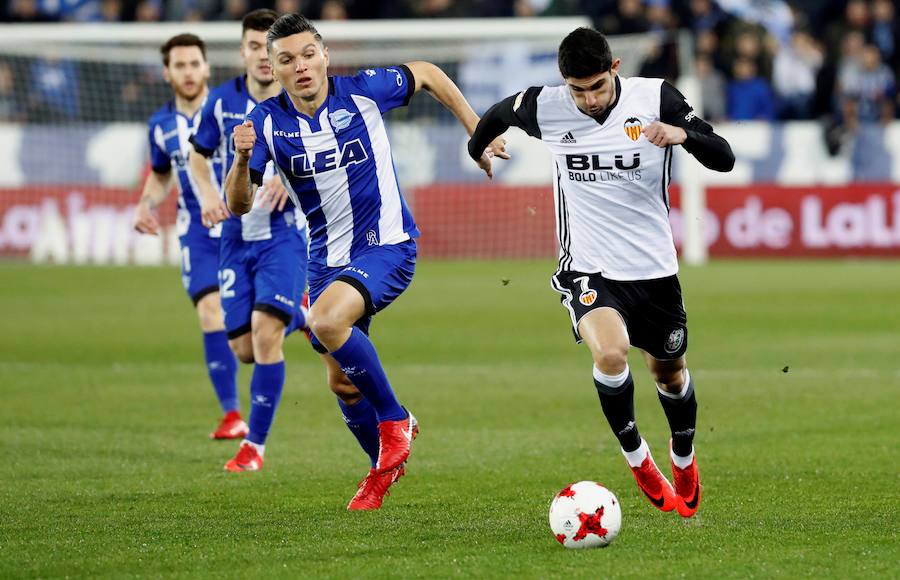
[[132, 34, 245, 443], [225, 13, 507, 509], [188, 9, 310, 473]]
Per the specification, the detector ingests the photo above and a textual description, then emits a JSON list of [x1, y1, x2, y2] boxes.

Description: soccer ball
[[549, 481, 622, 549]]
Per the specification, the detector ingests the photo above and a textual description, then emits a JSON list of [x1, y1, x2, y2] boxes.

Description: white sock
[[657, 369, 692, 399], [593, 364, 630, 389], [621, 438, 649, 468], [671, 445, 694, 469], [243, 439, 265, 457]]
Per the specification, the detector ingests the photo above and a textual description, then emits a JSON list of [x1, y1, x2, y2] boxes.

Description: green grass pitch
[[1, 260, 898, 578]]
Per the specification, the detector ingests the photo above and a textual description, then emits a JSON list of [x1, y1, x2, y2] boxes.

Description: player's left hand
[[642, 121, 687, 148], [259, 174, 290, 211], [487, 136, 510, 161]]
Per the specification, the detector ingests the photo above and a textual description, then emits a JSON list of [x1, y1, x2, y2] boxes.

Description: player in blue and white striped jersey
[[132, 34, 245, 442], [226, 13, 507, 509], [188, 9, 310, 474]]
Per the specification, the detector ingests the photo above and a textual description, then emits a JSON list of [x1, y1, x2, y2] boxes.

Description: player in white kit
[[468, 28, 734, 518]]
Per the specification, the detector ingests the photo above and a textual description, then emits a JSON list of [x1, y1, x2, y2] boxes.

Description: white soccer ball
[[549, 481, 622, 549]]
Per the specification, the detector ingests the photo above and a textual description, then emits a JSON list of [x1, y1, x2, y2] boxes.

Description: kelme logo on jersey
[[328, 109, 355, 132], [579, 289, 598, 306], [290, 138, 369, 177], [624, 117, 642, 141], [665, 328, 685, 353]]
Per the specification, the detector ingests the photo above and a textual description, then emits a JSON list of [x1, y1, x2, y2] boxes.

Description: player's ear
[[162, 66, 171, 84], [610, 58, 622, 76], [322, 46, 329, 68]]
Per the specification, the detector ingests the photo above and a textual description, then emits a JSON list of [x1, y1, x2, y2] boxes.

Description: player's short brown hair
[[160, 33, 206, 67], [242, 8, 279, 34]]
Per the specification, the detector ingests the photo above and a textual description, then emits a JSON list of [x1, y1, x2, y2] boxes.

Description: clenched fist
[[233, 120, 256, 158]]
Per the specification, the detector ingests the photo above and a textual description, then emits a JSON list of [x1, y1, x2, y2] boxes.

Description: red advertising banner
[[0, 185, 179, 263], [669, 184, 900, 257], [412, 183, 900, 258], [2, 183, 898, 262]]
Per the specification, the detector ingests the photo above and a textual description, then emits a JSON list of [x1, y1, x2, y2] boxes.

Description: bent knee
[[307, 310, 348, 344], [229, 336, 254, 364], [195, 294, 223, 331], [654, 368, 687, 391], [593, 348, 629, 374]]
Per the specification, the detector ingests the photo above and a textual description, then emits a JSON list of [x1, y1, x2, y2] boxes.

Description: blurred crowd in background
[[1, 0, 899, 147]]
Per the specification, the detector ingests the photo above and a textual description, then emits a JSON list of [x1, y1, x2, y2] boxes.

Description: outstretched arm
[[405, 61, 509, 176], [467, 87, 541, 178]]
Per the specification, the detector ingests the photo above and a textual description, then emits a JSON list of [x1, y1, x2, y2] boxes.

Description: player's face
[[241, 29, 274, 85], [565, 58, 621, 118], [163, 46, 209, 101], [271, 32, 329, 102]]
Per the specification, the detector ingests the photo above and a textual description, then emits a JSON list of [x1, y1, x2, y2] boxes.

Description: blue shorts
[[219, 231, 309, 339], [307, 240, 416, 353], [179, 234, 220, 305]]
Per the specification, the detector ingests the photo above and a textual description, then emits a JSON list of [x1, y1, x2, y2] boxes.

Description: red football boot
[[209, 410, 248, 440], [347, 463, 407, 511], [375, 410, 418, 473], [224, 442, 263, 472], [670, 442, 702, 518], [627, 449, 677, 512]]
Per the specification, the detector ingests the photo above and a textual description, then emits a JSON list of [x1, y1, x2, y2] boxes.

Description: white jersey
[[532, 76, 676, 280]]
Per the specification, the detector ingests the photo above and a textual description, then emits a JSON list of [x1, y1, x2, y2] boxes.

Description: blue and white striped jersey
[[148, 101, 222, 240], [247, 66, 420, 268], [191, 74, 304, 242]]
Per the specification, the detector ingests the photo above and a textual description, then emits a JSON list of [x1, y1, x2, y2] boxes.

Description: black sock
[[594, 369, 641, 452], [658, 370, 698, 457]]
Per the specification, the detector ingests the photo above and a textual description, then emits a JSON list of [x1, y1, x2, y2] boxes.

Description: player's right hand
[[133, 200, 160, 235], [476, 148, 495, 180], [201, 195, 229, 227], [233, 120, 256, 158]]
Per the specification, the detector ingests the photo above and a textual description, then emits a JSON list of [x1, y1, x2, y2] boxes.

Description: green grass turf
[[1, 260, 898, 579]]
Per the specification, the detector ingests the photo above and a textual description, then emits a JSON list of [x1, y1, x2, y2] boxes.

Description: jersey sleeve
[[247, 106, 271, 187], [190, 94, 222, 158], [659, 80, 735, 172], [147, 122, 170, 174], [467, 86, 543, 161], [353, 66, 415, 113]]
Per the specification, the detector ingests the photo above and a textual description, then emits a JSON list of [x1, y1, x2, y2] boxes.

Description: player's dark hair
[[242, 8, 278, 34], [267, 13, 323, 52], [558, 27, 613, 78], [160, 33, 206, 67]]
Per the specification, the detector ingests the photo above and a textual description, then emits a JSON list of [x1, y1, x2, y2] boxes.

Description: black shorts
[[551, 271, 688, 360]]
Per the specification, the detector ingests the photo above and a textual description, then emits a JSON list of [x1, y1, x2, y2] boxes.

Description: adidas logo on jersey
[[560, 131, 576, 143]]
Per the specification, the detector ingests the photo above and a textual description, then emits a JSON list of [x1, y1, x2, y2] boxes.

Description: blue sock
[[284, 305, 308, 336], [338, 397, 380, 468], [246, 361, 286, 445], [330, 327, 406, 422], [203, 331, 239, 413]]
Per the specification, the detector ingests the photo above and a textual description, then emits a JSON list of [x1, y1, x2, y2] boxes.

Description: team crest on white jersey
[[329, 109, 355, 132], [624, 117, 642, 141]]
